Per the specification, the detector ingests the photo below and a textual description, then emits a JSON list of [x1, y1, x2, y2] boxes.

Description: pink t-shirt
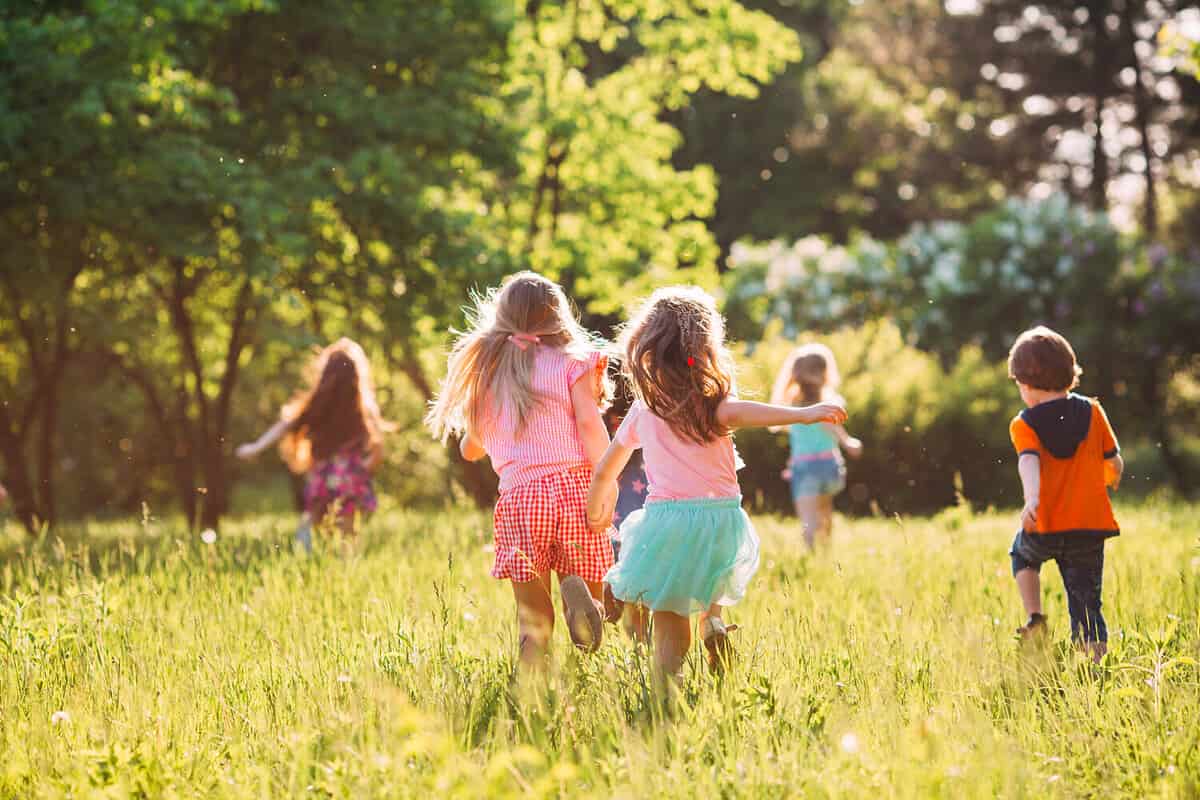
[[614, 401, 742, 503], [478, 347, 606, 494]]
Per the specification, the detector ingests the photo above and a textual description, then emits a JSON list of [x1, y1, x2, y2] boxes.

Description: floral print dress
[[303, 445, 378, 522]]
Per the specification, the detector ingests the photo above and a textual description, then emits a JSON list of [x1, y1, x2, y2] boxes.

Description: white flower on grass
[[337, 674, 352, 684], [51, 710, 70, 725], [840, 732, 860, 754], [200, 528, 217, 545]]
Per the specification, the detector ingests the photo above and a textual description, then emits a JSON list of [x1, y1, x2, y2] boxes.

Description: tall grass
[[1, 502, 1197, 798]]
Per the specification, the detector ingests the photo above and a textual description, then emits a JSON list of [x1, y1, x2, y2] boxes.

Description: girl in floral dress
[[237, 338, 389, 549]]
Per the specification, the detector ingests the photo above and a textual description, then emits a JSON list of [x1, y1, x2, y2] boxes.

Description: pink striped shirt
[[478, 346, 607, 494]]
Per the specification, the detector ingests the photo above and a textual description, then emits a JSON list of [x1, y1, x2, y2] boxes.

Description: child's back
[[479, 346, 605, 493], [615, 400, 741, 503], [1009, 393, 1118, 535]]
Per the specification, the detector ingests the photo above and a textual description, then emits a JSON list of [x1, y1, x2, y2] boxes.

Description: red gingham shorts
[[491, 467, 614, 583]]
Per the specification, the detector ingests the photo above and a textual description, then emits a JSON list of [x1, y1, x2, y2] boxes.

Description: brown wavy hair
[[618, 286, 735, 444], [1008, 325, 1081, 391], [280, 338, 389, 473], [425, 271, 611, 441]]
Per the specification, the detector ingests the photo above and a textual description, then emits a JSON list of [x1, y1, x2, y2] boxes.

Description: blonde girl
[[237, 338, 389, 548], [587, 287, 846, 678], [426, 272, 614, 667], [770, 344, 862, 550]]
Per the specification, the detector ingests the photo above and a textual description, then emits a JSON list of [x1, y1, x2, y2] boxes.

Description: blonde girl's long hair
[[618, 286, 736, 445], [425, 271, 609, 442], [770, 343, 841, 407], [280, 338, 391, 473]]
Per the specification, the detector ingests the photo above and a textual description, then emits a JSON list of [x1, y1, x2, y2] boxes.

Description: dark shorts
[[1010, 530, 1112, 642]]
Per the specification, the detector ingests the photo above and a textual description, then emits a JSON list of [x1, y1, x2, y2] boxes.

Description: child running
[[425, 272, 615, 667], [602, 391, 651, 643], [236, 338, 389, 549], [587, 287, 846, 678], [770, 344, 862, 549], [1006, 326, 1122, 663]]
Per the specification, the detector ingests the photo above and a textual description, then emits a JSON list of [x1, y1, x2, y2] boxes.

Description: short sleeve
[[614, 402, 643, 449], [566, 350, 607, 390], [1010, 416, 1040, 457], [1095, 401, 1119, 458]]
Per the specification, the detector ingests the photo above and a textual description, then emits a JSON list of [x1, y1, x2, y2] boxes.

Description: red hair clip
[[687, 356, 695, 367]]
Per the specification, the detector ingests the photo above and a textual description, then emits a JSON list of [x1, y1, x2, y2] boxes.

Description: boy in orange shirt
[[1007, 326, 1123, 662]]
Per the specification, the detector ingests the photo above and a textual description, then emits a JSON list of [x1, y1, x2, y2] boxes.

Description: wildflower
[[840, 733, 860, 754], [51, 710, 70, 725], [337, 674, 352, 684], [201, 528, 217, 545]]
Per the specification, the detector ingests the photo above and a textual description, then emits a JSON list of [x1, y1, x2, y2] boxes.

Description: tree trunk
[[0, 403, 38, 533], [1121, 0, 1158, 234], [1087, 0, 1112, 211]]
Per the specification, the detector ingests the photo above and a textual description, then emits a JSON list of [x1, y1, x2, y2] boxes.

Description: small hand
[[806, 402, 847, 425], [1020, 502, 1039, 532], [0, 483, 7, 506], [781, 467, 793, 481], [1104, 460, 1121, 491], [843, 437, 864, 459], [235, 443, 258, 460], [587, 482, 617, 535]]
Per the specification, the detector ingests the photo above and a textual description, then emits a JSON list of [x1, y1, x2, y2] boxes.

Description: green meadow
[[1, 502, 1198, 798]]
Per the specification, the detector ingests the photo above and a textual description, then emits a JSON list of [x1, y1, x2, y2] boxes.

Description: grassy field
[[1, 501, 1198, 798]]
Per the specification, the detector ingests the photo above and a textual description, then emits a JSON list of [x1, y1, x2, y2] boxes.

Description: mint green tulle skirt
[[604, 497, 760, 616]]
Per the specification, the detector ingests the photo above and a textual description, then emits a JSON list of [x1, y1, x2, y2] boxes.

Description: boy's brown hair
[[1008, 326, 1082, 391]]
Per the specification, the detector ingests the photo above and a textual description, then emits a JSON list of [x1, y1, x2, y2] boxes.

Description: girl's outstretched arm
[[717, 399, 846, 431], [586, 440, 634, 535], [236, 419, 292, 460], [827, 423, 863, 458], [570, 371, 611, 467]]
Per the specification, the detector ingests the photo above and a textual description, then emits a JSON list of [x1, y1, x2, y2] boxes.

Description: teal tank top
[[788, 422, 837, 456]]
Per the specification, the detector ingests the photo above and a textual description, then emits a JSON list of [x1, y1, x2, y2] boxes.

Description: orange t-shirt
[[1009, 394, 1119, 536]]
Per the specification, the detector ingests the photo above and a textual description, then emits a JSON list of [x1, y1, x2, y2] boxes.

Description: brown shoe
[[561, 575, 603, 653], [701, 617, 738, 674], [1017, 613, 1048, 639]]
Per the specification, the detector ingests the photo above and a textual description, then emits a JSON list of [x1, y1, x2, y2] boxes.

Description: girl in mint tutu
[[586, 287, 847, 677]]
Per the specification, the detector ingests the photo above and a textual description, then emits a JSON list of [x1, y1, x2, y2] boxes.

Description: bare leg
[[652, 610, 692, 679], [794, 496, 822, 550], [512, 571, 555, 669], [1015, 568, 1042, 616], [815, 494, 835, 547]]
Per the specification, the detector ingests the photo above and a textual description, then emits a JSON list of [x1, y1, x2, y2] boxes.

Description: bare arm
[[1018, 452, 1040, 530], [236, 418, 292, 460], [460, 430, 487, 462], [570, 373, 611, 467], [1105, 453, 1124, 491], [827, 423, 863, 458], [587, 439, 635, 534], [717, 399, 847, 431]]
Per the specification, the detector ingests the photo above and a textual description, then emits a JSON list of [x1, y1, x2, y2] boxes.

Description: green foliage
[[1, 503, 1200, 796], [734, 321, 1017, 515], [724, 195, 1200, 493]]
